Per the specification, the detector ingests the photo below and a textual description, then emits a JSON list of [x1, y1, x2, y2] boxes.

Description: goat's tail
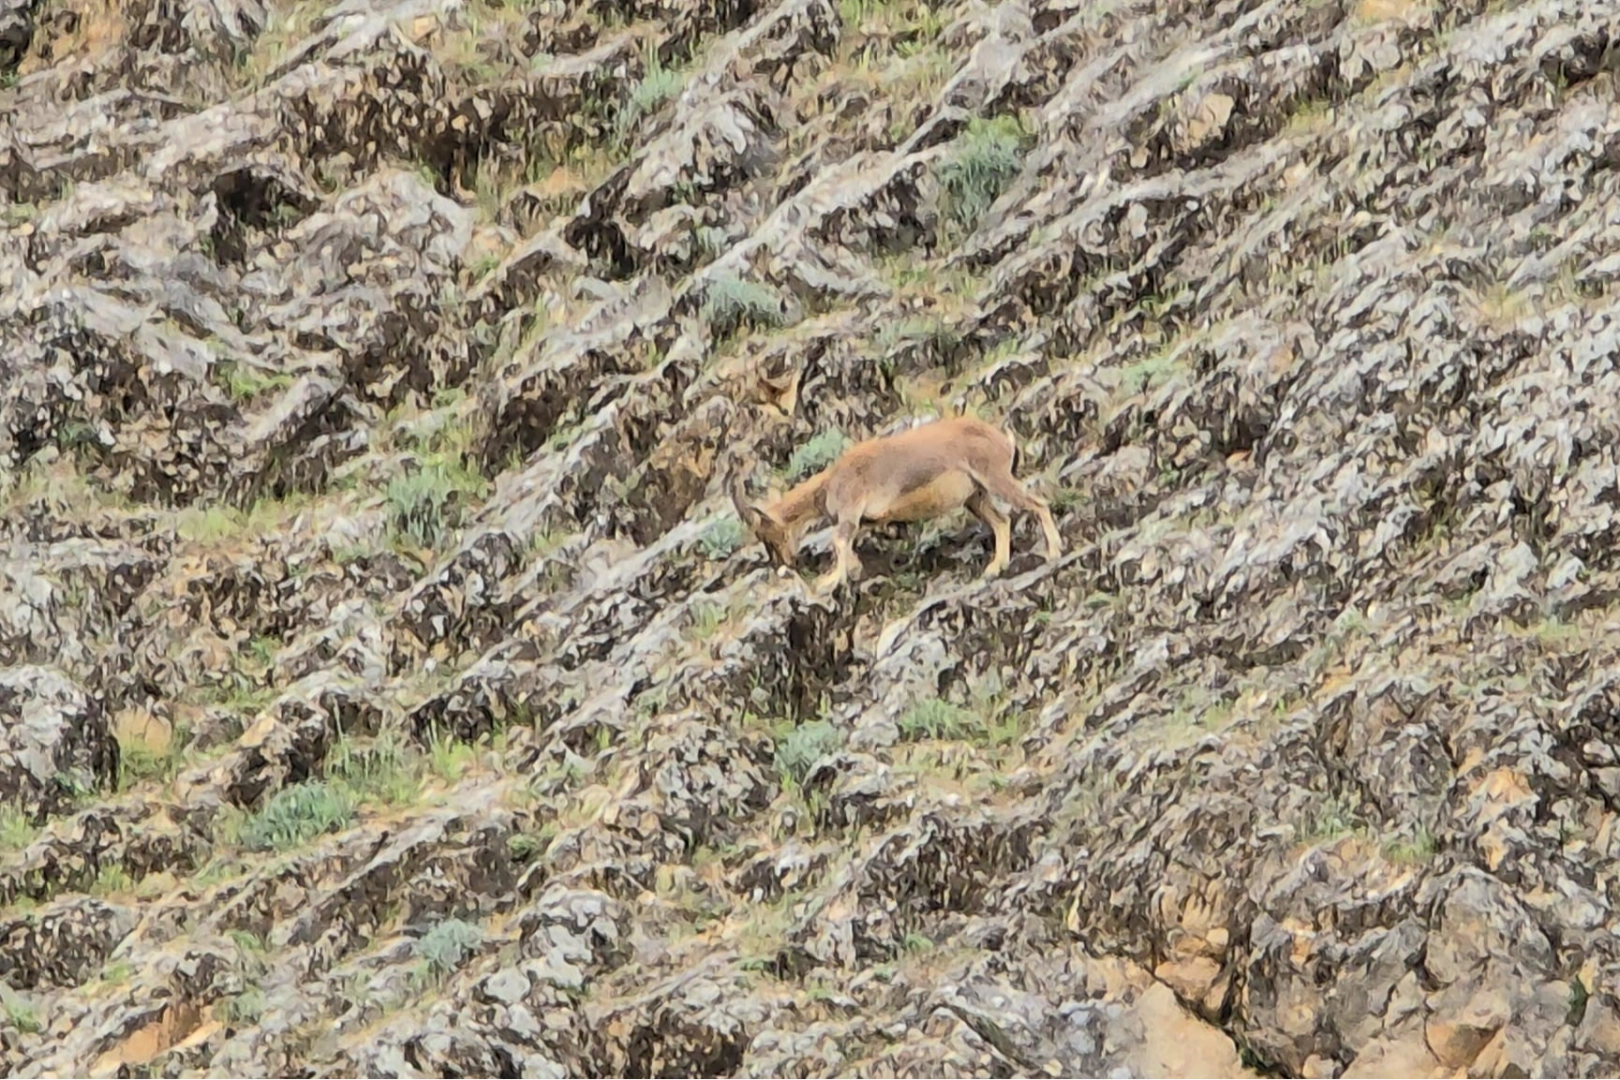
[[1003, 423, 1022, 478]]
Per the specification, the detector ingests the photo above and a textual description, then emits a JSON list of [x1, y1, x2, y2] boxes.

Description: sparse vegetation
[[774, 720, 845, 784], [936, 115, 1027, 237], [784, 429, 851, 481], [1384, 827, 1438, 864], [219, 984, 269, 1025], [698, 516, 747, 559], [424, 728, 479, 783], [1, 990, 41, 1034], [699, 275, 786, 339], [214, 360, 295, 402], [174, 495, 312, 545], [98, 960, 134, 986], [876, 314, 961, 358], [1300, 795, 1365, 846], [688, 600, 729, 640], [1, 0, 1610, 1071], [90, 863, 135, 896], [617, 51, 687, 146], [412, 916, 484, 986], [233, 0, 329, 87], [896, 693, 1023, 748], [897, 697, 978, 741], [1115, 342, 1190, 395], [0, 804, 36, 852], [116, 718, 187, 791], [328, 735, 421, 808], [238, 781, 357, 853], [386, 454, 490, 550], [1, 201, 37, 226]]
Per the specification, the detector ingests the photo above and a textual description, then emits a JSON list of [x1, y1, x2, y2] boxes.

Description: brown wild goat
[[729, 416, 1063, 594]]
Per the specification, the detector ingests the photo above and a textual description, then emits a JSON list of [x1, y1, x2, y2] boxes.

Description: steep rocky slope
[[2, 0, 1619, 1074]]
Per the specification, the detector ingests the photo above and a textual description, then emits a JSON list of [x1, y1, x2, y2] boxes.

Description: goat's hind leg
[[978, 470, 1063, 562], [966, 491, 1012, 578]]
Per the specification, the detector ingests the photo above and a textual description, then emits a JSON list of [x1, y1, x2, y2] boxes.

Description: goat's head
[[729, 473, 798, 569]]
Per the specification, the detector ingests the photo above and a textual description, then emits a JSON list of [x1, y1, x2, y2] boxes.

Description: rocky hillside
[[1, 0, 1618, 1074]]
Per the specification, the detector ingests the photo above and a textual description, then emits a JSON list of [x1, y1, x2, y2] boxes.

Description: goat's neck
[[771, 471, 829, 528]]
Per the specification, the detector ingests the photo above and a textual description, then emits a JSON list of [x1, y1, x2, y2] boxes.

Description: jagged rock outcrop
[[3, 0, 1619, 1074]]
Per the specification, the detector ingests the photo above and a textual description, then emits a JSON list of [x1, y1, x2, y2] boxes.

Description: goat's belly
[[867, 471, 976, 523]]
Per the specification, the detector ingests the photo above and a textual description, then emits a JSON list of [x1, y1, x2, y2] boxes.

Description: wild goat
[[729, 416, 1064, 594]]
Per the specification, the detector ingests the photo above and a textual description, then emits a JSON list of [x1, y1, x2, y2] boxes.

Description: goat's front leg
[[813, 517, 863, 595]]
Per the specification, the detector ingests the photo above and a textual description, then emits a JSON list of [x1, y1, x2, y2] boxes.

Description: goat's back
[[825, 417, 1015, 507]]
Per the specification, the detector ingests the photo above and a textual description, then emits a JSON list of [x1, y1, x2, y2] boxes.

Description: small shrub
[[414, 916, 484, 984], [1301, 795, 1362, 846], [227, 929, 267, 957], [239, 781, 355, 852], [700, 275, 785, 339], [937, 115, 1026, 235], [696, 225, 730, 258], [0, 201, 38, 227], [0, 804, 36, 851], [55, 419, 99, 452], [617, 55, 686, 143], [507, 832, 550, 860], [774, 720, 845, 783], [386, 455, 489, 550], [785, 429, 850, 480], [1384, 827, 1437, 864], [1, 993, 40, 1035], [698, 516, 747, 559], [688, 600, 728, 640], [219, 985, 267, 1025], [876, 315, 961, 357], [897, 697, 978, 741], [1570, 977, 1591, 1026], [117, 728, 186, 791], [214, 361, 294, 402]]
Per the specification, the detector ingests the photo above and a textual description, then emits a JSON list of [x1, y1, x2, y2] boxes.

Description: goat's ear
[[729, 473, 763, 533]]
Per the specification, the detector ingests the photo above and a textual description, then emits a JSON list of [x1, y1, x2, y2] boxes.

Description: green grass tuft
[[698, 516, 747, 559], [785, 429, 850, 480], [699, 275, 786, 339], [386, 455, 489, 550], [239, 781, 356, 852], [413, 916, 484, 985], [327, 736, 420, 808], [898, 698, 978, 741], [214, 361, 295, 402], [0, 804, 36, 852], [937, 115, 1026, 236], [896, 694, 1024, 747], [774, 720, 845, 784], [617, 53, 687, 145]]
